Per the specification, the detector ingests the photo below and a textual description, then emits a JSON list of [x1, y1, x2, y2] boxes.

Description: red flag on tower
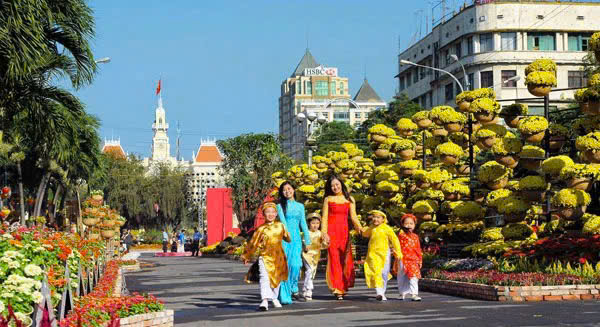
[[156, 79, 161, 95]]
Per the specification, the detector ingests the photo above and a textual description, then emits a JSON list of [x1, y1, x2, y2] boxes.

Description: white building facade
[[396, 1, 600, 112]]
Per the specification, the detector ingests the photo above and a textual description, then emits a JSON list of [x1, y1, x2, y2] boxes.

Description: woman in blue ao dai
[[277, 181, 311, 304]]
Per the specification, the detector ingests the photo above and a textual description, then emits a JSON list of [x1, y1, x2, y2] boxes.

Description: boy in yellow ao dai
[[358, 210, 402, 301], [242, 202, 291, 311], [301, 213, 329, 300]]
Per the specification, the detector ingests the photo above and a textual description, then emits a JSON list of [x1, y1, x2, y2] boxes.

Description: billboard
[[304, 66, 338, 77]]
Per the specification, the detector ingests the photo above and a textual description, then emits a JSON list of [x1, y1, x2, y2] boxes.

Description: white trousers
[[259, 257, 280, 300], [302, 259, 314, 295], [397, 261, 419, 296], [375, 250, 391, 296], [177, 243, 184, 253]]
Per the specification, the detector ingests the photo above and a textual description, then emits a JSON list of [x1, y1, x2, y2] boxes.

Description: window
[[480, 71, 493, 88], [467, 36, 474, 55], [468, 73, 474, 90], [457, 77, 464, 95], [455, 42, 462, 59], [339, 82, 344, 95], [297, 81, 301, 94], [568, 33, 592, 51], [413, 68, 419, 83], [399, 77, 406, 91], [306, 81, 312, 95], [407, 72, 412, 87], [333, 111, 349, 122], [330, 82, 336, 96], [501, 32, 516, 50], [527, 33, 555, 51], [501, 70, 517, 87], [568, 71, 588, 88], [443, 49, 449, 65], [354, 112, 362, 119], [479, 33, 494, 52], [445, 83, 454, 101], [315, 81, 328, 96]]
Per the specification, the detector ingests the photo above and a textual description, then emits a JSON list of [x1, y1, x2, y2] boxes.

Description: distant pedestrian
[[171, 232, 178, 252], [192, 228, 201, 256], [397, 214, 423, 301], [162, 228, 169, 253], [122, 229, 133, 252], [177, 229, 185, 253]]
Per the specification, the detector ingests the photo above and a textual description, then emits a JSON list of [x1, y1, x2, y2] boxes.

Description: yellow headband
[[307, 212, 321, 221], [368, 210, 387, 220], [262, 202, 277, 213]]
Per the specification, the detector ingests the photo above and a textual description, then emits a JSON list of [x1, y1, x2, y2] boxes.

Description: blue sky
[[79, 0, 451, 158]]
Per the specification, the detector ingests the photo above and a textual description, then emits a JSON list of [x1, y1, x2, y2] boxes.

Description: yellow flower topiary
[[589, 32, 600, 51], [486, 189, 514, 208], [435, 142, 464, 157], [327, 151, 349, 162], [525, 58, 556, 75], [518, 175, 549, 191], [411, 111, 430, 122], [475, 124, 508, 140], [341, 143, 358, 152], [481, 227, 504, 242], [412, 199, 438, 214], [525, 71, 557, 87], [455, 90, 474, 104], [470, 88, 496, 100], [582, 214, 600, 234], [520, 145, 545, 159], [452, 201, 485, 220], [391, 138, 417, 152], [548, 123, 569, 138], [441, 180, 470, 196], [500, 103, 528, 117], [376, 180, 400, 193], [470, 98, 501, 114], [502, 223, 535, 241], [396, 159, 422, 170], [575, 131, 600, 152], [426, 167, 453, 184], [430, 106, 454, 121], [396, 118, 418, 131], [551, 188, 591, 208], [588, 73, 600, 88], [559, 164, 600, 180], [518, 116, 549, 134], [368, 124, 396, 137], [497, 196, 530, 215], [437, 109, 467, 124], [375, 169, 399, 182], [477, 161, 512, 183], [491, 137, 522, 156], [541, 155, 575, 176]]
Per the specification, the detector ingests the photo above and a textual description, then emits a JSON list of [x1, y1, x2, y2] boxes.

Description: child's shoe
[[411, 294, 422, 301], [259, 299, 268, 311], [272, 299, 282, 308], [304, 291, 312, 301]]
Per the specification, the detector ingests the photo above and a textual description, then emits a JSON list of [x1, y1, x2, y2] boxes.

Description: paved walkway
[[124, 255, 600, 327]]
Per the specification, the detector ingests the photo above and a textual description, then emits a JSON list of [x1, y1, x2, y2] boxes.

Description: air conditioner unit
[[537, 15, 544, 19], [479, 16, 486, 22], [497, 15, 504, 19]]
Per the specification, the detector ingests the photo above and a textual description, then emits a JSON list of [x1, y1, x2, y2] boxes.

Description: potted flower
[[451, 201, 485, 223], [437, 109, 467, 133], [435, 142, 463, 165], [396, 118, 418, 137], [559, 163, 600, 191], [501, 223, 535, 240], [455, 90, 474, 112], [395, 159, 422, 177], [90, 189, 104, 201], [525, 71, 557, 97], [486, 188, 514, 209], [426, 167, 453, 189], [518, 175, 549, 202], [576, 131, 600, 163], [375, 180, 401, 194], [519, 145, 545, 171], [491, 137, 522, 169], [373, 138, 394, 159], [574, 88, 591, 114], [474, 124, 508, 149], [583, 87, 600, 114], [411, 111, 432, 129], [500, 103, 528, 128], [589, 32, 600, 62], [368, 124, 396, 143], [449, 132, 469, 148], [541, 155, 575, 179], [391, 138, 417, 160], [470, 98, 501, 124], [477, 161, 512, 190], [430, 105, 454, 125], [518, 116, 549, 143], [412, 170, 431, 189], [551, 188, 591, 220], [497, 196, 531, 223], [431, 123, 449, 137], [481, 227, 504, 242], [411, 199, 438, 221], [548, 123, 570, 152], [441, 180, 470, 201]]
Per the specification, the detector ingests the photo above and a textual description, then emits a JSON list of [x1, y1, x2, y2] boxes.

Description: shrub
[[518, 175, 549, 191], [518, 116, 549, 134], [470, 98, 501, 114], [525, 58, 557, 75], [525, 71, 557, 87], [477, 161, 512, 183], [541, 155, 574, 176], [551, 188, 591, 208], [435, 142, 464, 157]]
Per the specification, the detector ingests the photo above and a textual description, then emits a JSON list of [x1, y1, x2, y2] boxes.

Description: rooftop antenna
[[176, 121, 181, 161], [364, 61, 367, 80], [306, 26, 310, 50]]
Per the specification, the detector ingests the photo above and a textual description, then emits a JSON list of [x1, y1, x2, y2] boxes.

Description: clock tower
[[151, 97, 171, 161]]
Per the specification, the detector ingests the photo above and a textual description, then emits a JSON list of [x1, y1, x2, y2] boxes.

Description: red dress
[[325, 202, 355, 295], [398, 231, 422, 278]]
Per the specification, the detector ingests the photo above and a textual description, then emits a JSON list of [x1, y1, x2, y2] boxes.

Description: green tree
[[217, 134, 292, 230], [313, 121, 360, 156], [357, 94, 423, 141]]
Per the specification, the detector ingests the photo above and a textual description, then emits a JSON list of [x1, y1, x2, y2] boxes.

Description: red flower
[[579, 257, 587, 264]]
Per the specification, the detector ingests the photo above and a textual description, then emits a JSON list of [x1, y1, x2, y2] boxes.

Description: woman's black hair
[[278, 181, 295, 216], [324, 174, 351, 202]]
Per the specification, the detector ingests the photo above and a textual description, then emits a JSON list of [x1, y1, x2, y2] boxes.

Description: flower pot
[[580, 102, 591, 114], [103, 220, 115, 227], [472, 121, 482, 132], [521, 190, 546, 202], [399, 149, 415, 160], [520, 158, 541, 171], [486, 178, 508, 190], [444, 193, 461, 201], [523, 131, 546, 143], [567, 177, 592, 191], [477, 136, 496, 149], [474, 112, 497, 124], [374, 149, 390, 158], [558, 206, 585, 221], [432, 128, 448, 137], [416, 180, 430, 189], [400, 168, 415, 177], [495, 155, 519, 169], [91, 194, 103, 201], [431, 182, 442, 190], [595, 50, 600, 63], [504, 213, 526, 223], [444, 123, 463, 133], [371, 134, 388, 143], [416, 119, 432, 129], [584, 150, 600, 163], [527, 84, 552, 97], [589, 101, 600, 115], [457, 165, 470, 176], [407, 183, 418, 193], [399, 130, 414, 137], [83, 218, 99, 226], [88, 233, 100, 241], [414, 212, 434, 221], [458, 101, 471, 112], [316, 162, 328, 169], [441, 154, 458, 165], [433, 118, 443, 126], [503, 116, 521, 129], [101, 230, 115, 239], [474, 191, 486, 204], [351, 156, 363, 162], [549, 137, 565, 152]]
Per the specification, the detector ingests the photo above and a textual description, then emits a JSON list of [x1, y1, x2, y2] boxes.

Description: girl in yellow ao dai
[[242, 202, 291, 311], [359, 210, 402, 301]]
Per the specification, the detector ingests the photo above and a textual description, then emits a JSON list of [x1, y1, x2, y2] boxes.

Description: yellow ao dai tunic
[[362, 223, 402, 288], [301, 230, 327, 279], [242, 221, 291, 288]]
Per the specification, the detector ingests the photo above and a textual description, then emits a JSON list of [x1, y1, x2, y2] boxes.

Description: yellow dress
[[362, 223, 403, 288], [302, 230, 327, 279], [242, 221, 291, 288]]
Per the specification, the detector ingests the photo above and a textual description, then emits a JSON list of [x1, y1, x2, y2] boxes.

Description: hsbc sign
[[304, 66, 338, 77]]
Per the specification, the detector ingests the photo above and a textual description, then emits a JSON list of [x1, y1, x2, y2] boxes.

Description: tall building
[[279, 49, 386, 160], [143, 97, 179, 168], [101, 139, 126, 159], [395, 1, 600, 112]]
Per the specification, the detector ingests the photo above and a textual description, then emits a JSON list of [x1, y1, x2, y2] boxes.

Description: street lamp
[[450, 54, 470, 91], [95, 57, 111, 64], [296, 111, 320, 166], [492, 76, 521, 89], [400, 60, 464, 93]]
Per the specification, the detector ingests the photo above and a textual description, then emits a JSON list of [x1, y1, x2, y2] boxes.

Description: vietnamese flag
[[156, 79, 161, 95]]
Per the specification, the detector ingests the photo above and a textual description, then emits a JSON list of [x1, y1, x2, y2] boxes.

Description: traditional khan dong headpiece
[[306, 212, 321, 222], [368, 210, 387, 221], [401, 213, 417, 224], [262, 202, 277, 213]]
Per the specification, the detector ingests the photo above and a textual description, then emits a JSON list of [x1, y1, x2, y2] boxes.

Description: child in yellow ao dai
[[359, 210, 402, 301]]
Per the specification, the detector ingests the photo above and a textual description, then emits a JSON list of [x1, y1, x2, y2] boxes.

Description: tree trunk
[[33, 172, 51, 218], [49, 184, 62, 225], [76, 188, 83, 236], [16, 162, 26, 225]]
